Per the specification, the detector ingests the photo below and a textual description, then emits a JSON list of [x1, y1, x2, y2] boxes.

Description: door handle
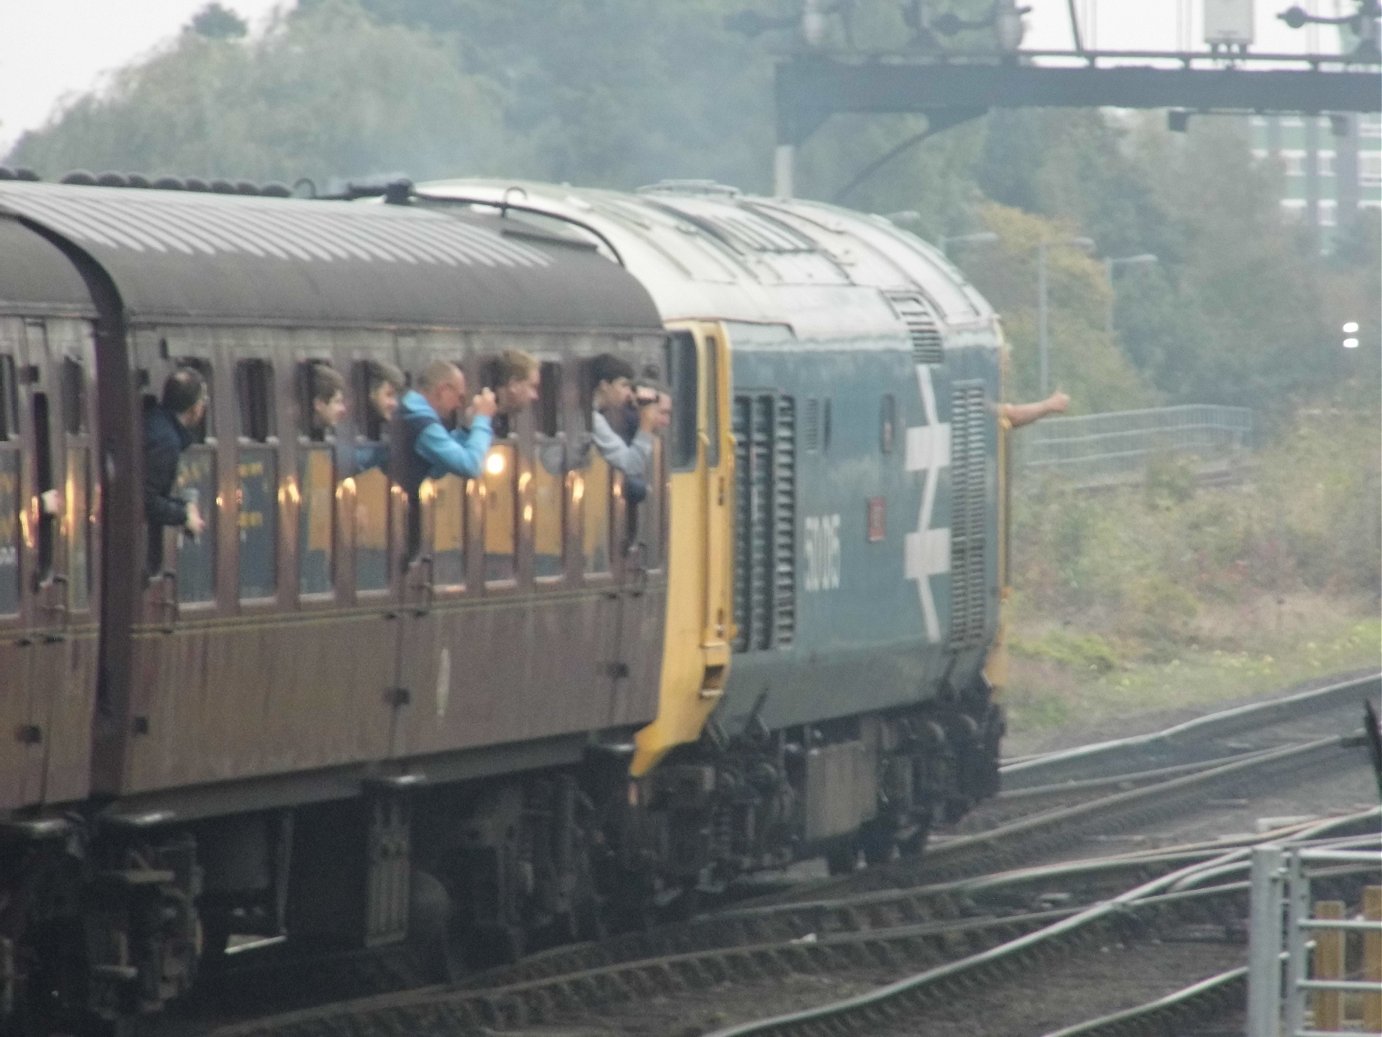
[[625, 542, 648, 597], [413, 554, 434, 615]]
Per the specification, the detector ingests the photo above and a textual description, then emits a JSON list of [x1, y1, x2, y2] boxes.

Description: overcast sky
[[0, 0, 1350, 156]]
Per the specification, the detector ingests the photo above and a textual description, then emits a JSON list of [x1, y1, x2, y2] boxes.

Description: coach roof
[[0, 180, 661, 332]]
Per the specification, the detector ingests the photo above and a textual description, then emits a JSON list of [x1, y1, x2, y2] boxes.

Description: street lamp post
[[1104, 253, 1159, 339], [1037, 236, 1095, 397]]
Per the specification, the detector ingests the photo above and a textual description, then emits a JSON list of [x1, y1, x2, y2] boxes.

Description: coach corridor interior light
[[1342, 321, 1360, 349]]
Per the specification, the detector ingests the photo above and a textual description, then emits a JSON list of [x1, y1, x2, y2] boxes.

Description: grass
[[1004, 600, 1379, 754], [999, 404, 1381, 755]]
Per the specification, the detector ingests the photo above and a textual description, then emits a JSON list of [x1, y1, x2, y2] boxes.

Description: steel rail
[[1002, 670, 1380, 788]]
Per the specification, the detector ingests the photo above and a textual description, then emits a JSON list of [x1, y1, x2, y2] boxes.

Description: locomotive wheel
[[407, 871, 461, 982]]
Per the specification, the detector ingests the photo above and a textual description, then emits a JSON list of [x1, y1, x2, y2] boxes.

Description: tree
[[957, 204, 1158, 412], [7, 0, 508, 185], [189, 3, 248, 40]]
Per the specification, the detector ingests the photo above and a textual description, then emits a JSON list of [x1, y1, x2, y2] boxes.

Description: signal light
[[1342, 320, 1360, 349]]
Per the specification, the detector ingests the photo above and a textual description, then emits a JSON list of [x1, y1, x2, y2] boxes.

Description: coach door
[[0, 318, 99, 808]]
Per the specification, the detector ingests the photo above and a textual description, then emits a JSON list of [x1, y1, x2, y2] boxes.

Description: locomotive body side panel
[[722, 314, 951, 732]]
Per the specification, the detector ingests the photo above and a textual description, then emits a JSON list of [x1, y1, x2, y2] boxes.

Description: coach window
[[0, 355, 19, 615], [532, 360, 564, 579], [413, 358, 468, 589], [351, 360, 393, 593], [297, 361, 337, 597], [60, 356, 92, 611], [577, 359, 612, 576], [482, 440, 518, 583], [31, 393, 56, 584], [236, 358, 278, 601], [173, 357, 216, 605]]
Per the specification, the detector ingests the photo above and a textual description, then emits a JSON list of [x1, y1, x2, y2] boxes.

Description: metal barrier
[[1246, 840, 1382, 1036], [1015, 404, 1254, 486]]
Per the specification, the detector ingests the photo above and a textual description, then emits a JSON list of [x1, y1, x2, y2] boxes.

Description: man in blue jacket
[[399, 359, 496, 556]]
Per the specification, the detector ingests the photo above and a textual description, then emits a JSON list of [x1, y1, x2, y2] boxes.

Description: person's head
[[417, 359, 467, 421], [309, 363, 347, 432], [591, 353, 635, 412], [365, 359, 404, 422], [162, 366, 208, 427], [493, 349, 540, 415]]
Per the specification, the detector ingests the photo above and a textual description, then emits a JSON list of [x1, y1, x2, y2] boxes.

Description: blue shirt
[[399, 388, 493, 483]]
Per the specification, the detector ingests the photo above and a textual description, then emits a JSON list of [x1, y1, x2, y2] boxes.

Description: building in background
[[1252, 111, 1382, 249]]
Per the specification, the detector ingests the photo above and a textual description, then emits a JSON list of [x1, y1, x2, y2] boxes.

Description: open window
[[171, 357, 216, 604], [576, 356, 612, 576], [0, 355, 18, 615], [235, 358, 277, 601], [533, 360, 565, 579], [297, 361, 338, 597], [351, 359, 398, 593]]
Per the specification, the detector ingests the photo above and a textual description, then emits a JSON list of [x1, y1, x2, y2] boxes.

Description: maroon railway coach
[[0, 178, 669, 1027]]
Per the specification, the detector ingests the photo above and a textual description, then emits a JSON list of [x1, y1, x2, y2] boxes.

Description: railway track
[[138, 672, 1378, 1036], [702, 814, 1381, 1037], [1000, 670, 1380, 788], [197, 810, 1379, 1037]]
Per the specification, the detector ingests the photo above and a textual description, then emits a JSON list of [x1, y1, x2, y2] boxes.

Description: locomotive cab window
[[703, 335, 720, 468], [235, 359, 278, 601], [666, 331, 697, 471], [297, 361, 340, 597]]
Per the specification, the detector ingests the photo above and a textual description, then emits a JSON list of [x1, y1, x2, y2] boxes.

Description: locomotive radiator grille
[[949, 382, 988, 647], [733, 393, 797, 652], [773, 398, 797, 647], [885, 291, 944, 365]]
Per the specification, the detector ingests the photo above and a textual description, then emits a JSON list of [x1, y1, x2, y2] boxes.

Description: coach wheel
[[824, 837, 857, 876], [859, 817, 896, 867]]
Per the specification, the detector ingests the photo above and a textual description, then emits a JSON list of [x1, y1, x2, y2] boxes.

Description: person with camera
[[589, 353, 659, 481], [143, 367, 208, 576]]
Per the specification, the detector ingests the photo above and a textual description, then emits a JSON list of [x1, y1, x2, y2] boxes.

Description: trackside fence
[[1014, 404, 1254, 487], [1246, 840, 1382, 1036]]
